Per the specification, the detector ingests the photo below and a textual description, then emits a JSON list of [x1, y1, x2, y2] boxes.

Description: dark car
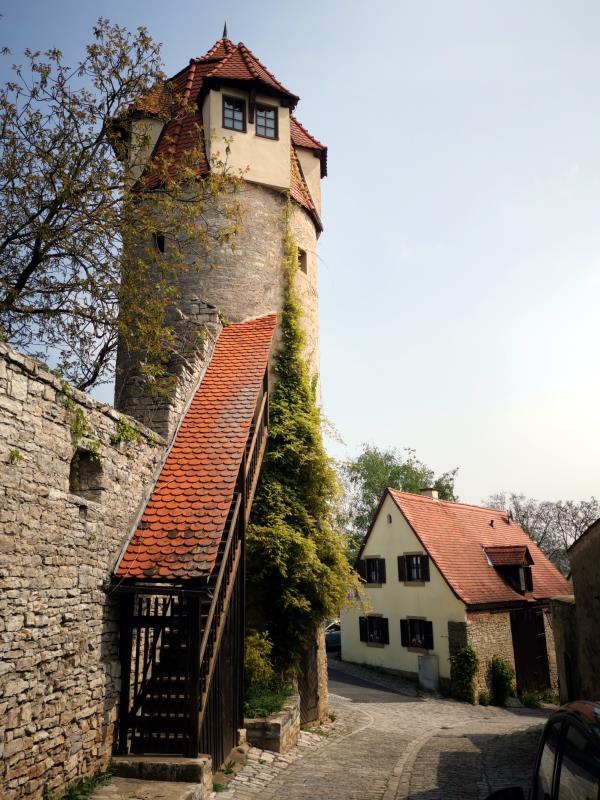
[[324, 620, 341, 652], [487, 700, 600, 800]]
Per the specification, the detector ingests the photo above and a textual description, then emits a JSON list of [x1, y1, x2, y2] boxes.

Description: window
[[298, 248, 307, 274], [255, 104, 277, 139], [400, 618, 434, 650], [223, 96, 246, 132], [356, 557, 386, 584], [152, 232, 165, 253], [398, 554, 430, 583], [557, 722, 600, 800], [359, 616, 389, 645]]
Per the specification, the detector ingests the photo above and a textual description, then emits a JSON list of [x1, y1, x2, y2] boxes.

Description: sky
[[3, 1, 600, 505]]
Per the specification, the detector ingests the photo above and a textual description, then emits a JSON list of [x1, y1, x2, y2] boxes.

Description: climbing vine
[[246, 205, 361, 674], [59, 381, 101, 460]]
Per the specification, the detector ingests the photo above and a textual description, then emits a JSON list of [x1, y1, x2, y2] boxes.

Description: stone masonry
[[0, 343, 165, 800], [466, 610, 516, 696]]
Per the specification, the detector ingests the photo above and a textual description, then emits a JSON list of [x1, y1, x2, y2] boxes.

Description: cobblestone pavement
[[215, 660, 552, 800]]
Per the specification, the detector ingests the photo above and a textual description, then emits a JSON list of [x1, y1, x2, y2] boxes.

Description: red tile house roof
[[138, 38, 325, 210], [385, 490, 573, 607], [115, 315, 276, 582]]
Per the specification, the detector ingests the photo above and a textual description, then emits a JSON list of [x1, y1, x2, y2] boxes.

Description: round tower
[[115, 36, 326, 434]]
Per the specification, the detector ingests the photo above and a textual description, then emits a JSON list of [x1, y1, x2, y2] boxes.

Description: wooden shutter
[[421, 555, 430, 582], [400, 619, 409, 647], [397, 555, 406, 581], [378, 558, 386, 584], [524, 566, 533, 592], [381, 617, 389, 645], [356, 559, 366, 580], [424, 620, 434, 650], [359, 616, 367, 642]]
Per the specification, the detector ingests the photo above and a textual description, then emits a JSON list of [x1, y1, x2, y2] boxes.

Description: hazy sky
[[3, 1, 600, 504]]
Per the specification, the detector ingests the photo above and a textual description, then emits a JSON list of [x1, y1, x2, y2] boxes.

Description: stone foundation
[[0, 343, 165, 800], [245, 695, 300, 753]]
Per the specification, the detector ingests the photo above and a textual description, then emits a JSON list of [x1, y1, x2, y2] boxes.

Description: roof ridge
[[388, 488, 508, 515], [290, 115, 325, 150], [206, 45, 237, 78], [237, 41, 298, 100]]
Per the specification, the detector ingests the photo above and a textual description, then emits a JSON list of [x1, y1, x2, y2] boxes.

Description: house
[[341, 488, 573, 696], [551, 519, 600, 703]]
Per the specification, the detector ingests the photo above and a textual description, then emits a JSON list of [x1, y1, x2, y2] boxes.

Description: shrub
[[450, 645, 479, 703], [520, 692, 541, 709], [244, 630, 275, 687], [478, 690, 490, 706], [490, 656, 515, 706], [244, 682, 290, 719]]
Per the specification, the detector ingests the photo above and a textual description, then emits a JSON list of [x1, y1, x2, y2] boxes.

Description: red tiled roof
[[290, 148, 322, 232], [291, 116, 327, 178], [386, 490, 573, 607], [115, 315, 276, 582], [485, 545, 532, 567]]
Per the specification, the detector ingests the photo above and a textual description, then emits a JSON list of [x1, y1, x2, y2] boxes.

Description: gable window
[[255, 104, 277, 139], [356, 557, 386, 585], [398, 554, 430, 583], [400, 618, 434, 650], [359, 615, 389, 645], [223, 96, 246, 132]]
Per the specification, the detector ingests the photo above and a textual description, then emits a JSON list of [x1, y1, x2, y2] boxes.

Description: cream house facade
[[341, 489, 572, 695]]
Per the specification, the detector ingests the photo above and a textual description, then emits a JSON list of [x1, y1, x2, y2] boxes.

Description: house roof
[[138, 38, 326, 211], [114, 314, 276, 582], [484, 545, 532, 567], [376, 490, 573, 607]]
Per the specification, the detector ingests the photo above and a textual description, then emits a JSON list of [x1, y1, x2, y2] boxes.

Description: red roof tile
[[115, 315, 276, 582], [291, 116, 328, 178], [386, 490, 573, 606], [290, 148, 322, 232], [484, 545, 532, 567]]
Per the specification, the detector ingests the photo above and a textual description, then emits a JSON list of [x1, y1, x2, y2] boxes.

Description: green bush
[[478, 690, 490, 706], [520, 692, 541, 709], [244, 630, 275, 687], [244, 682, 290, 719], [490, 656, 515, 706], [450, 645, 479, 703]]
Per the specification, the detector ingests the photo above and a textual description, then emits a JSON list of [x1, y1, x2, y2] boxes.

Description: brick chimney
[[420, 487, 439, 500]]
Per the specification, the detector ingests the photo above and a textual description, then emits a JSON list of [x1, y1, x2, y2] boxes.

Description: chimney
[[420, 487, 439, 500]]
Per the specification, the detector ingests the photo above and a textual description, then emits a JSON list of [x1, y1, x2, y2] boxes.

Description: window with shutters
[[400, 618, 434, 651], [359, 615, 390, 646], [397, 554, 430, 583], [357, 557, 386, 585]]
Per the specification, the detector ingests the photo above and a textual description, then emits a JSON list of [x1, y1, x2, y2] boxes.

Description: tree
[[0, 19, 240, 390], [340, 444, 458, 554], [485, 492, 600, 575]]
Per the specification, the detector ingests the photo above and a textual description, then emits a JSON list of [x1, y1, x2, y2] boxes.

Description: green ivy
[[450, 644, 479, 704], [59, 381, 101, 459], [490, 655, 515, 706], [246, 205, 361, 673], [110, 417, 141, 446]]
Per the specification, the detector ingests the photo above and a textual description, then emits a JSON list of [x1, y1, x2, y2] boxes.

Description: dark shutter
[[524, 566, 533, 592], [359, 616, 367, 642], [356, 559, 366, 580], [421, 555, 430, 582], [424, 620, 434, 650], [400, 619, 409, 647], [381, 617, 389, 645], [378, 558, 387, 584], [397, 555, 406, 581]]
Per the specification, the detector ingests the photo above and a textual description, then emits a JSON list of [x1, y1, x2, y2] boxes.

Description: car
[[486, 700, 600, 799], [324, 620, 341, 652]]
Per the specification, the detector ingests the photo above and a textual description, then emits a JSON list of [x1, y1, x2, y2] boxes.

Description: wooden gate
[[510, 606, 551, 695]]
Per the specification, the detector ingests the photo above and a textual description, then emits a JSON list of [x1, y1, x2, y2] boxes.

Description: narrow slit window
[[152, 232, 165, 253], [298, 248, 308, 274], [256, 105, 277, 139], [223, 96, 246, 132]]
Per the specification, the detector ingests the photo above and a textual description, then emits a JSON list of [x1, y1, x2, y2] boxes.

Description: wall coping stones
[[244, 695, 300, 754]]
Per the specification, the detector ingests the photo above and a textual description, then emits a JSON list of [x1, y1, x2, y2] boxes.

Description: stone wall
[[550, 597, 578, 703], [245, 695, 300, 754], [0, 344, 164, 800], [569, 523, 600, 700], [466, 610, 516, 695], [542, 607, 558, 692]]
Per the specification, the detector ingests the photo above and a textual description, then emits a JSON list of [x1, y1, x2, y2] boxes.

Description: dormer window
[[223, 96, 246, 132], [256, 104, 277, 139], [484, 545, 534, 594]]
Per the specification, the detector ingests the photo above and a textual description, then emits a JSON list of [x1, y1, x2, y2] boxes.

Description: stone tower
[[115, 36, 327, 437]]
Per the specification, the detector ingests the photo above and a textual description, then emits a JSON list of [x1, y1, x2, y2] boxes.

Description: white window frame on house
[[400, 618, 434, 651], [398, 553, 430, 583]]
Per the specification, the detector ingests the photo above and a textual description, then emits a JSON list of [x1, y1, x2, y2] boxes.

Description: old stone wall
[[568, 523, 600, 699], [550, 597, 579, 703], [466, 610, 516, 696], [0, 343, 164, 800], [542, 607, 559, 692]]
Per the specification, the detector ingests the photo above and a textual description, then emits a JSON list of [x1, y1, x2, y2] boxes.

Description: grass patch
[[43, 771, 112, 800], [244, 682, 290, 719], [213, 782, 227, 792], [520, 692, 542, 709]]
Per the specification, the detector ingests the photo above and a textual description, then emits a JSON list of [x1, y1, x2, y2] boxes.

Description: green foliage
[[450, 645, 479, 704], [341, 444, 458, 553], [246, 211, 361, 672], [110, 417, 141, 446], [520, 692, 542, 709], [59, 381, 101, 457], [213, 782, 227, 793], [8, 448, 23, 464], [490, 655, 515, 706], [244, 630, 276, 687], [244, 682, 289, 719], [542, 691, 560, 705], [44, 770, 112, 800], [478, 690, 490, 706]]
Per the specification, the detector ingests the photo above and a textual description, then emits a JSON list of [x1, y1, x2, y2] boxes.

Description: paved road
[[220, 660, 550, 800]]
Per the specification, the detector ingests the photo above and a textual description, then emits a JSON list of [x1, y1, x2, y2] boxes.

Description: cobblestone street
[[216, 660, 551, 800]]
